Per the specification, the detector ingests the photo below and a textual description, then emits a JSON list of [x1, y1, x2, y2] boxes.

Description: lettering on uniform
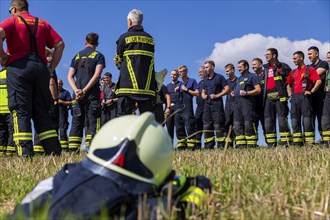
[[125, 36, 154, 45], [18, 17, 44, 26]]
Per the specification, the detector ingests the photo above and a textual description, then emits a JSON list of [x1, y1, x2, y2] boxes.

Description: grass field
[[0, 146, 329, 219]]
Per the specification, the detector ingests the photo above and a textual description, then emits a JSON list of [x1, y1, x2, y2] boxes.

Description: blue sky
[[1, 0, 329, 144]]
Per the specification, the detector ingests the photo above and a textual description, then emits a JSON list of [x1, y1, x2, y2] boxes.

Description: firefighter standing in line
[[307, 46, 329, 142], [263, 48, 292, 147], [67, 33, 105, 152], [321, 51, 330, 146], [57, 79, 72, 151], [0, 0, 64, 156], [232, 60, 261, 148], [224, 63, 237, 147], [201, 60, 230, 149], [175, 65, 199, 150], [114, 9, 157, 115], [195, 66, 206, 149], [154, 84, 170, 124], [251, 58, 266, 138], [0, 68, 15, 156], [101, 72, 117, 126], [286, 51, 321, 146], [166, 69, 180, 142]]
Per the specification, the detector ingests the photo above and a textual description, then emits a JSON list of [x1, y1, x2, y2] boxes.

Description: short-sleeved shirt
[[286, 66, 320, 94], [167, 81, 180, 104], [0, 12, 62, 65], [196, 80, 205, 107], [310, 60, 329, 78], [234, 71, 260, 97], [203, 73, 228, 98], [226, 76, 237, 103], [58, 88, 72, 111], [70, 46, 106, 98], [179, 78, 198, 101]]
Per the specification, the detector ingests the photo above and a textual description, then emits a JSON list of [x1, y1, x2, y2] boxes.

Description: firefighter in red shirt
[[0, 0, 65, 156], [286, 51, 321, 146]]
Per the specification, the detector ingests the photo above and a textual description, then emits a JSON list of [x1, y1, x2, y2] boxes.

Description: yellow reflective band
[[116, 88, 156, 96], [96, 117, 100, 132], [115, 54, 122, 63], [225, 138, 233, 142], [274, 76, 282, 80], [304, 132, 314, 137], [33, 145, 44, 152], [145, 57, 154, 90], [280, 97, 288, 102], [280, 132, 291, 136], [125, 55, 139, 89], [292, 133, 302, 137], [86, 134, 92, 139], [195, 140, 201, 143], [247, 141, 257, 144], [38, 130, 58, 141], [293, 138, 303, 142], [216, 137, 225, 142], [6, 146, 16, 151], [239, 81, 244, 85], [265, 133, 276, 138], [204, 136, 214, 143], [236, 140, 247, 145], [123, 50, 154, 57], [75, 51, 98, 60], [323, 137, 330, 141], [305, 137, 314, 142], [125, 36, 154, 45], [235, 135, 245, 140], [266, 138, 277, 143], [322, 130, 330, 135], [245, 135, 258, 140], [178, 139, 186, 143], [180, 186, 206, 208], [280, 138, 290, 142], [69, 144, 80, 148], [69, 136, 82, 141]]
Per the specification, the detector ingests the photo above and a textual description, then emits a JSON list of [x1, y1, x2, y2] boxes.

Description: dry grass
[[0, 146, 329, 219]]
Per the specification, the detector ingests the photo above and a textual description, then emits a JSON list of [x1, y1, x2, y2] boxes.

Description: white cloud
[[206, 33, 330, 71]]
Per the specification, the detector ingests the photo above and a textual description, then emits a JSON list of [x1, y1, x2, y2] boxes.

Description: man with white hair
[[114, 9, 157, 116]]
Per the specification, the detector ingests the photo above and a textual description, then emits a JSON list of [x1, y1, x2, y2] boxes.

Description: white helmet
[[87, 112, 174, 186]]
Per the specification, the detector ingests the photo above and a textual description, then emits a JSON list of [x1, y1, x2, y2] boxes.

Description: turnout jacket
[[115, 25, 157, 99], [11, 158, 211, 220]]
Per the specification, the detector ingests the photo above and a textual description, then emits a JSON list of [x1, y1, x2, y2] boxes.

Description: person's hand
[[165, 107, 170, 115], [105, 99, 113, 106], [201, 93, 207, 100], [181, 85, 188, 92], [304, 90, 312, 96], [239, 90, 247, 96], [0, 53, 9, 67], [174, 86, 180, 92], [210, 94, 218, 99], [113, 57, 118, 65], [231, 91, 235, 97]]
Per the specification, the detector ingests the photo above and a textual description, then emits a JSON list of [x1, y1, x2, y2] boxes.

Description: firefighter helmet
[[87, 112, 174, 186]]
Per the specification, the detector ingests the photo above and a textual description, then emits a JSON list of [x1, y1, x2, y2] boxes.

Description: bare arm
[[49, 40, 65, 73], [215, 85, 230, 98], [286, 84, 293, 98], [306, 79, 322, 95], [240, 84, 261, 96], [49, 77, 58, 101], [67, 67, 81, 99]]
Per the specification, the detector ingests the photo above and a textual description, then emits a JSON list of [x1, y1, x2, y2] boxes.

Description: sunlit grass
[[0, 147, 329, 219]]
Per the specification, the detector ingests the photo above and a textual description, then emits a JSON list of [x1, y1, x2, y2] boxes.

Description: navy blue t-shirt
[[58, 88, 72, 111], [196, 80, 205, 107], [310, 60, 329, 73], [226, 76, 237, 103], [167, 81, 180, 104], [179, 78, 198, 101], [203, 73, 228, 98], [234, 72, 260, 97]]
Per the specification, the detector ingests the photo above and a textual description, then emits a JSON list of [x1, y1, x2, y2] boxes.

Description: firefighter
[[195, 66, 206, 149], [233, 60, 261, 148], [114, 9, 157, 115], [0, 68, 15, 156], [251, 58, 266, 137], [67, 33, 105, 152], [57, 79, 72, 151], [0, 0, 64, 156], [201, 60, 229, 149], [175, 65, 199, 150], [287, 51, 321, 146], [11, 112, 212, 219], [100, 72, 117, 126], [224, 63, 237, 147], [166, 69, 180, 142], [307, 46, 329, 142], [321, 51, 330, 146], [263, 48, 292, 147], [154, 84, 170, 124]]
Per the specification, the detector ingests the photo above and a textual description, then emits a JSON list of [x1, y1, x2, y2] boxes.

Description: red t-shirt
[[0, 12, 62, 65], [266, 65, 276, 90], [286, 66, 320, 94]]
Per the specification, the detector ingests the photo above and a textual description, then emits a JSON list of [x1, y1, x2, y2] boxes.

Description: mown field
[[0, 146, 329, 219]]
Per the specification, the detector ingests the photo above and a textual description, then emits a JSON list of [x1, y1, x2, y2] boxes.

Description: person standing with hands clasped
[[287, 51, 321, 146], [0, 0, 64, 156], [67, 33, 105, 152]]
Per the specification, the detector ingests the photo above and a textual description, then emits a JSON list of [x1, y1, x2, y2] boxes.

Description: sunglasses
[[8, 6, 15, 14]]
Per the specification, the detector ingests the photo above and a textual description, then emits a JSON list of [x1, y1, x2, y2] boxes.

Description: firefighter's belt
[[267, 92, 279, 100]]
